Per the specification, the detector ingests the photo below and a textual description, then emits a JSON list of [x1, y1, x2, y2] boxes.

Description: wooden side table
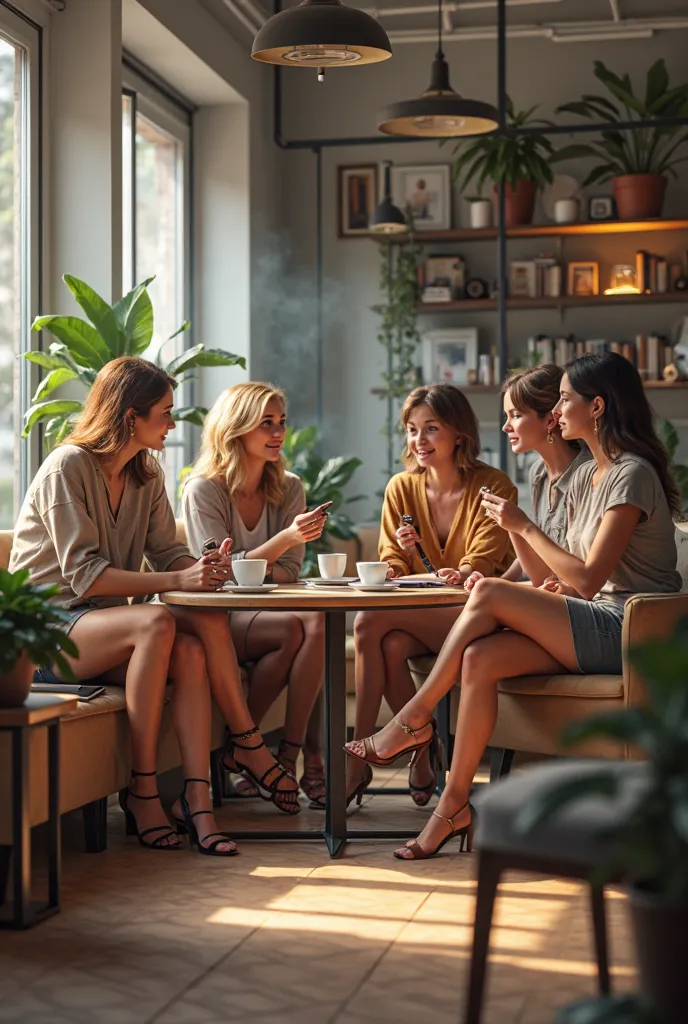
[[0, 693, 77, 929]]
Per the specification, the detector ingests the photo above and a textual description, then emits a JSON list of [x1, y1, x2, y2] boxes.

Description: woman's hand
[[176, 548, 232, 592], [463, 570, 484, 592], [437, 567, 464, 586], [481, 492, 531, 535], [396, 522, 421, 552], [287, 504, 331, 547], [539, 574, 580, 598]]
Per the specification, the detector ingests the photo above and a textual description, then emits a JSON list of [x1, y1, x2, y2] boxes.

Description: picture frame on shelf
[[567, 261, 599, 297], [588, 196, 616, 221], [338, 164, 378, 237], [509, 260, 537, 298], [390, 164, 451, 231], [421, 328, 478, 386], [425, 255, 465, 297]]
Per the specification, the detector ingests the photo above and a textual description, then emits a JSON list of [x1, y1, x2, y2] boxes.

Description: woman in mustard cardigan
[[348, 384, 516, 806]]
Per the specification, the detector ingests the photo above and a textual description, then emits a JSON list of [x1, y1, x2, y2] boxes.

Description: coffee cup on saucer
[[233, 559, 267, 587], [356, 561, 389, 586], [317, 552, 347, 579]]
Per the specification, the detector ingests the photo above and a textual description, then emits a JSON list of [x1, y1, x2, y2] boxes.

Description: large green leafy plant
[[657, 417, 688, 518], [23, 274, 245, 446], [282, 426, 363, 577], [0, 569, 79, 680], [519, 618, 688, 901], [552, 59, 688, 184], [451, 96, 556, 192]]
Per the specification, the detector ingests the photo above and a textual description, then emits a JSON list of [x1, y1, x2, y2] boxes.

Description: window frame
[[0, 0, 42, 514]]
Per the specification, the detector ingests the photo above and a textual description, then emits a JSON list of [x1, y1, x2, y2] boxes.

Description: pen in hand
[[399, 514, 439, 577]]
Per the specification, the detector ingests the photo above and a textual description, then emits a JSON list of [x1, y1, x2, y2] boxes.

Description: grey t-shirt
[[9, 445, 190, 610], [529, 448, 592, 547], [566, 453, 681, 608]]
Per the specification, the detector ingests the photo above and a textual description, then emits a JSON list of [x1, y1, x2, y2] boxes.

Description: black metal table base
[[0, 718, 61, 929]]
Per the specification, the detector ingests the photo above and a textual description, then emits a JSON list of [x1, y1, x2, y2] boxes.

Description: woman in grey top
[[182, 382, 328, 810], [11, 357, 298, 853], [346, 352, 681, 861], [463, 363, 590, 592]]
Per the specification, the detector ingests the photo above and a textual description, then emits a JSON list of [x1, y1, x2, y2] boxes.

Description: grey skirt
[[564, 596, 625, 675]]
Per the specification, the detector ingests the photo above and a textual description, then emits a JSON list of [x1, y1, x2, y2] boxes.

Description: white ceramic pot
[[554, 197, 579, 224], [470, 199, 493, 229]]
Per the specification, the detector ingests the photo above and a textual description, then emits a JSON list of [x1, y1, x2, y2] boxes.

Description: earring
[[593, 418, 600, 437], [130, 421, 135, 436], [547, 430, 554, 445]]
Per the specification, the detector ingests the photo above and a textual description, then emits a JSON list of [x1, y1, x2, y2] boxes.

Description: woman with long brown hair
[[347, 353, 681, 860], [11, 357, 298, 854], [347, 383, 517, 807], [182, 382, 327, 810]]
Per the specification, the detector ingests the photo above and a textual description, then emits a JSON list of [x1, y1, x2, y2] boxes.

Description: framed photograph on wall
[[567, 261, 599, 297], [338, 164, 378, 237], [425, 255, 465, 296], [509, 260, 537, 298], [422, 328, 479, 386], [390, 164, 451, 231]]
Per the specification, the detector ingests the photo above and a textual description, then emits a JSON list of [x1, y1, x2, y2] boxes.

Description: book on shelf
[[635, 250, 669, 294], [421, 286, 453, 303]]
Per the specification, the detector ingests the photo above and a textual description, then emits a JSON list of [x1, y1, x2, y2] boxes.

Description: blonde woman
[[182, 382, 327, 810]]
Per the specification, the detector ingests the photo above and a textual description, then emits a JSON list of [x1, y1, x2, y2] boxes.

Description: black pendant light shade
[[252, 0, 392, 70], [369, 164, 407, 235], [377, 0, 498, 137]]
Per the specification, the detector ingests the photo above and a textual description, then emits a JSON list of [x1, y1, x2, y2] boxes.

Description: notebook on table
[[31, 683, 107, 702]]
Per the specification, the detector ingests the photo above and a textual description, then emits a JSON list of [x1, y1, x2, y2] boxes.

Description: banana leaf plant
[[282, 425, 364, 577], [551, 59, 688, 184], [656, 417, 688, 516], [450, 96, 556, 192], [23, 274, 246, 446]]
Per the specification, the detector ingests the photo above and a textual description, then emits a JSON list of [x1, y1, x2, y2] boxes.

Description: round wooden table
[[161, 582, 468, 856]]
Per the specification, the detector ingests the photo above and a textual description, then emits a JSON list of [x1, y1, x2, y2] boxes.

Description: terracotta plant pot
[[613, 174, 667, 220], [629, 886, 688, 1023], [492, 180, 537, 227], [0, 650, 34, 708]]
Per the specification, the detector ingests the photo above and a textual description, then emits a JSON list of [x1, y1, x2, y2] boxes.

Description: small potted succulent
[[552, 59, 688, 220], [520, 618, 688, 1023], [451, 96, 556, 227], [0, 569, 79, 707]]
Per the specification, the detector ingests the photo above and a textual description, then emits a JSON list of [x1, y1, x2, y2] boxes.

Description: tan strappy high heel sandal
[[345, 717, 436, 769]]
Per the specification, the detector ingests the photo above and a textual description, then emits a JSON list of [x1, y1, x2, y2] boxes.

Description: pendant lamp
[[369, 162, 407, 235], [252, 0, 392, 81], [377, 0, 498, 138]]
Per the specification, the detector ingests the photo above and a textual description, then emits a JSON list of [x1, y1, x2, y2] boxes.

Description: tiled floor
[[0, 767, 636, 1024]]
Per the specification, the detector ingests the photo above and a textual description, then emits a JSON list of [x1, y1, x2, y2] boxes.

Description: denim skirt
[[33, 602, 99, 683], [564, 596, 625, 675]]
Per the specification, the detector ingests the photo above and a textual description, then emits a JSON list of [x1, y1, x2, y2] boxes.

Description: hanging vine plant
[[372, 233, 423, 482]]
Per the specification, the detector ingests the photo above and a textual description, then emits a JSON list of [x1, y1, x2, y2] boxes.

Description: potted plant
[[557, 994, 660, 1023], [23, 274, 245, 445], [656, 417, 688, 522], [552, 59, 688, 220], [451, 96, 556, 227], [0, 569, 79, 707], [519, 618, 688, 1023], [281, 426, 363, 577]]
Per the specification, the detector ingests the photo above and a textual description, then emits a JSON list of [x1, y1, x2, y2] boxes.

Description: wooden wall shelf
[[372, 381, 688, 396], [373, 219, 688, 245], [418, 292, 688, 314]]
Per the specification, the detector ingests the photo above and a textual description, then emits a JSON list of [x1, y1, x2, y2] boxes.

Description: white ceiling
[[201, 0, 688, 46]]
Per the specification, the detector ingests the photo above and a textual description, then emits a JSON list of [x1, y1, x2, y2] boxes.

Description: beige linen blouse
[[9, 445, 190, 610]]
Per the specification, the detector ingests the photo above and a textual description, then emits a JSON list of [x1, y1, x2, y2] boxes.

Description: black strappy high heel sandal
[[393, 801, 476, 861], [223, 727, 300, 815], [409, 732, 445, 808], [119, 769, 181, 850], [175, 778, 238, 857], [278, 739, 327, 810]]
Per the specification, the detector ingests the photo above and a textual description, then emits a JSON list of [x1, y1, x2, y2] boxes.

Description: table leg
[[324, 610, 347, 858], [47, 720, 61, 912], [12, 727, 30, 928]]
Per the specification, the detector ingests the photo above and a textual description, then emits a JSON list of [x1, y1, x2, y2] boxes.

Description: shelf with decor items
[[372, 219, 688, 245], [417, 293, 688, 314], [371, 381, 688, 396]]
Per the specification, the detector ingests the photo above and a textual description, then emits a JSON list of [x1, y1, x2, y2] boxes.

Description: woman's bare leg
[[347, 579, 578, 763], [283, 613, 325, 746], [231, 611, 302, 725], [65, 604, 180, 845], [169, 607, 298, 799], [393, 631, 564, 858], [167, 633, 235, 854]]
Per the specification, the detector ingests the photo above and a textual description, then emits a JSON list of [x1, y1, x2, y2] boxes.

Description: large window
[[122, 76, 191, 507], [0, 6, 39, 528]]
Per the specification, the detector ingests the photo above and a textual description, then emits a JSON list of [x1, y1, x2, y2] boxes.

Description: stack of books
[[526, 333, 673, 379], [635, 250, 668, 293]]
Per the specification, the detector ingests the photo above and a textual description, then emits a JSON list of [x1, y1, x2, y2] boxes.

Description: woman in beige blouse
[[11, 357, 299, 853], [182, 382, 327, 810]]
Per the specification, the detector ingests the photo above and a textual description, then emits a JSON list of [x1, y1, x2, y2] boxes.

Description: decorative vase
[[629, 886, 688, 1023], [493, 180, 537, 227], [469, 199, 492, 229], [0, 650, 33, 708], [554, 197, 579, 224], [613, 174, 667, 220]]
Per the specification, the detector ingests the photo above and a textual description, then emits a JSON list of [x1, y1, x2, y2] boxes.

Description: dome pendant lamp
[[251, 0, 392, 82], [369, 162, 407, 235], [377, 0, 498, 137]]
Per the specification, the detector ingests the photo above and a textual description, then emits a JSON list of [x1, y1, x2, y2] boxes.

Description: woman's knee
[[461, 641, 499, 687], [469, 576, 507, 608], [137, 605, 177, 647], [381, 629, 414, 665], [169, 632, 207, 681], [353, 610, 386, 645], [299, 612, 325, 644]]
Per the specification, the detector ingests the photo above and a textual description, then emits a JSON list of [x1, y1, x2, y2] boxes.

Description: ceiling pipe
[[384, 17, 688, 44], [219, 0, 263, 34], [609, 0, 622, 22]]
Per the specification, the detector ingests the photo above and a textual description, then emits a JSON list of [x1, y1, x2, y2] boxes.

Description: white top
[[231, 504, 269, 554]]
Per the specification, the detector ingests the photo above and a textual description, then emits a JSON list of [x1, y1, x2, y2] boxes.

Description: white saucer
[[348, 582, 401, 592], [306, 577, 358, 587], [221, 583, 278, 594]]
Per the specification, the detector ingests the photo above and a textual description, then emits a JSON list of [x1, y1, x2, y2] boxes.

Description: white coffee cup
[[356, 561, 389, 586], [233, 559, 268, 587], [318, 552, 347, 579]]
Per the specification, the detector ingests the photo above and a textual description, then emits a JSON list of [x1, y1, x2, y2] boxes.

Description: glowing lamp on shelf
[[604, 265, 640, 296]]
